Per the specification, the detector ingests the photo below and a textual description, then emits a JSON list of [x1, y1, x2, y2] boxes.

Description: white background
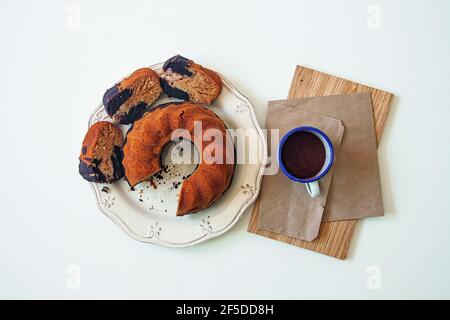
[[1, 0, 449, 299]]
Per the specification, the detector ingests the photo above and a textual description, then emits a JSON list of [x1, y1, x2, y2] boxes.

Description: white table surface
[[1, 0, 449, 299]]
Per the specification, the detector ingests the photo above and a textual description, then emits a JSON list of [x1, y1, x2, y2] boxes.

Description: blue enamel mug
[[278, 126, 334, 198]]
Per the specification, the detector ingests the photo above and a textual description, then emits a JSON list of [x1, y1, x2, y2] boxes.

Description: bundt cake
[[122, 102, 234, 216], [79, 121, 124, 183], [159, 55, 222, 105], [103, 68, 163, 124]]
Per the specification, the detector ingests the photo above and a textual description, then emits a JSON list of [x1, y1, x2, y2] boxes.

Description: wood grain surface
[[247, 65, 393, 260]]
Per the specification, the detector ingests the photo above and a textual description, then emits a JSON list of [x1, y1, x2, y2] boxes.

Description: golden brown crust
[[122, 103, 234, 215], [118, 68, 162, 111], [118, 68, 158, 90], [79, 121, 110, 164], [189, 62, 222, 100], [198, 65, 222, 97]]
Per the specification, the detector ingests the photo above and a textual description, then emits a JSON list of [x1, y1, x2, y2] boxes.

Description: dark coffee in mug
[[280, 131, 326, 179]]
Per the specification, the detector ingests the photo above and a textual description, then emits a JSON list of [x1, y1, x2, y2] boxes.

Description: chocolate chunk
[[111, 146, 125, 181], [172, 181, 181, 189], [154, 172, 164, 180], [160, 78, 189, 101], [103, 87, 133, 118], [118, 101, 148, 124], [162, 55, 192, 76], [78, 160, 107, 183]]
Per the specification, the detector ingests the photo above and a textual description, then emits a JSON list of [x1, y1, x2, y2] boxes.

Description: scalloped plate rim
[[87, 62, 267, 247]]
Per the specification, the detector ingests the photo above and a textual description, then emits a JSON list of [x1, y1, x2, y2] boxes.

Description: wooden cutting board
[[247, 65, 393, 260]]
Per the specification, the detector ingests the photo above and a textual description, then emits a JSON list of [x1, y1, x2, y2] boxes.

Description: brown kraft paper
[[272, 93, 384, 221], [257, 104, 344, 241]]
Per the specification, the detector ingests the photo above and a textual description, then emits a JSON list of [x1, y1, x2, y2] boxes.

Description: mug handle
[[306, 181, 320, 198]]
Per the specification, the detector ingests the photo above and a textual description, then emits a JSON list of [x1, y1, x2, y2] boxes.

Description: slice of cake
[[159, 55, 222, 105], [79, 121, 124, 183], [103, 68, 162, 124]]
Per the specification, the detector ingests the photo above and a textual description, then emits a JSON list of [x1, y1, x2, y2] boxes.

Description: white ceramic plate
[[88, 62, 267, 247]]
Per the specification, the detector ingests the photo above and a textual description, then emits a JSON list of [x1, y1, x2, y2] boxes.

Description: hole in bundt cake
[[122, 102, 234, 216], [161, 139, 200, 180]]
